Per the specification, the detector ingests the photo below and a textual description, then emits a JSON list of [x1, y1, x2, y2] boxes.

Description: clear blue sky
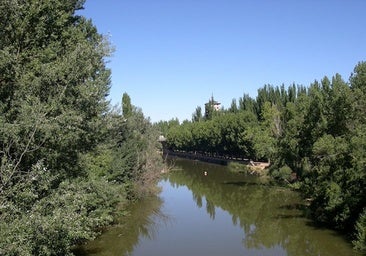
[[81, 0, 366, 122]]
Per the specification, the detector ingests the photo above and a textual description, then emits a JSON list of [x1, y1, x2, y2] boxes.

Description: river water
[[75, 158, 359, 256]]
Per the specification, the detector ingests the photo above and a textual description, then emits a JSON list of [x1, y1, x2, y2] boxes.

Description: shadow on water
[[167, 158, 358, 256], [222, 181, 261, 186], [75, 158, 359, 256], [73, 195, 168, 256], [275, 204, 307, 219], [278, 203, 307, 210], [275, 213, 306, 219]]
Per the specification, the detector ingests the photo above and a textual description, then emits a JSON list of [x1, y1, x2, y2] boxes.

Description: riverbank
[[163, 150, 270, 176]]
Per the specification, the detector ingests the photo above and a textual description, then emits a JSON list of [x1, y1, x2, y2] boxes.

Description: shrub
[[353, 208, 366, 252], [271, 165, 292, 182], [0, 166, 127, 255]]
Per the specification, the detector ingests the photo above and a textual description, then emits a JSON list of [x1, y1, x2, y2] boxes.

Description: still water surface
[[76, 158, 358, 256]]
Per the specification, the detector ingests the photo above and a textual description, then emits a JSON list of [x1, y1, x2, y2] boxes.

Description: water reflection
[[74, 195, 166, 256], [167, 158, 357, 256], [75, 158, 357, 256]]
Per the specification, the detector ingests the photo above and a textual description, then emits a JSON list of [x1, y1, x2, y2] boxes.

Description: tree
[[325, 74, 352, 136], [192, 106, 203, 122], [247, 102, 281, 163], [164, 62, 366, 252], [122, 92, 133, 118], [0, 1, 144, 254], [238, 93, 257, 115], [0, 0, 112, 178], [205, 101, 214, 120], [296, 70, 366, 251], [228, 98, 238, 113], [204, 96, 220, 120], [350, 61, 366, 125]]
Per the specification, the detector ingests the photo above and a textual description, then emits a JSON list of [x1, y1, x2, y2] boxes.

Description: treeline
[[164, 111, 257, 159], [0, 1, 163, 255], [156, 63, 366, 251]]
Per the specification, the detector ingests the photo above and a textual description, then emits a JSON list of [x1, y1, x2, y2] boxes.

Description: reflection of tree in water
[[74, 195, 166, 256], [206, 199, 216, 220], [192, 192, 203, 208], [168, 159, 355, 256]]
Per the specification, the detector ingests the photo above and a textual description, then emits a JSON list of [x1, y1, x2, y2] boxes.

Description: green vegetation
[[157, 63, 366, 251], [161, 111, 257, 159], [228, 162, 252, 174], [0, 1, 163, 255], [227, 162, 269, 180], [1, 0, 364, 253], [74, 195, 164, 255]]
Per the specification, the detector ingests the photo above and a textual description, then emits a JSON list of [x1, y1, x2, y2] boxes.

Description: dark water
[[76, 158, 359, 256]]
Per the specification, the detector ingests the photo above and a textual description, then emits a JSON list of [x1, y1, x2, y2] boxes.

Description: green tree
[[228, 98, 238, 113], [238, 93, 257, 115], [0, 0, 111, 178], [204, 96, 220, 120], [122, 92, 133, 118], [163, 63, 366, 251], [350, 61, 366, 125], [192, 106, 203, 122], [247, 102, 281, 163], [354, 208, 366, 251], [154, 118, 180, 136], [298, 71, 366, 251], [0, 1, 164, 255]]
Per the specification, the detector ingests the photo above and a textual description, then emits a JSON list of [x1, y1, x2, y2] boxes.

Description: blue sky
[[81, 0, 366, 122]]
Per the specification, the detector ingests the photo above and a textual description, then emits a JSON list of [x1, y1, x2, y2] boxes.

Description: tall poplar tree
[[192, 106, 203, 122], [0, 1, 125, 254], [122, 92, 133, 118], [0, 0, 112, 177]]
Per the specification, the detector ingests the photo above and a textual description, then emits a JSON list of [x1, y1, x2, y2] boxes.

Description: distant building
[[213, 101, 221, 111], [205, 96, 221, 111], [158, 135, 166, 142], [158, 135, 167, 154], [204, 95, 221, 119]]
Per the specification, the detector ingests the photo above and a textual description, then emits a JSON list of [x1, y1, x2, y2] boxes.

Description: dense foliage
[[158, 63, 366, 251], [165, 112, 257, 159], [0, 1, 163, 255]]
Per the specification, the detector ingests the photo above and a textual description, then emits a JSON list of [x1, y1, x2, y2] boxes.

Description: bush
[[353, 208, 366, 252], [0, 166, 127, 256], [271, 165, 292, 182]]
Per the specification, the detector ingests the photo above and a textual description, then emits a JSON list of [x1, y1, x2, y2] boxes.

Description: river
[[75, 158, 359, 256]]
